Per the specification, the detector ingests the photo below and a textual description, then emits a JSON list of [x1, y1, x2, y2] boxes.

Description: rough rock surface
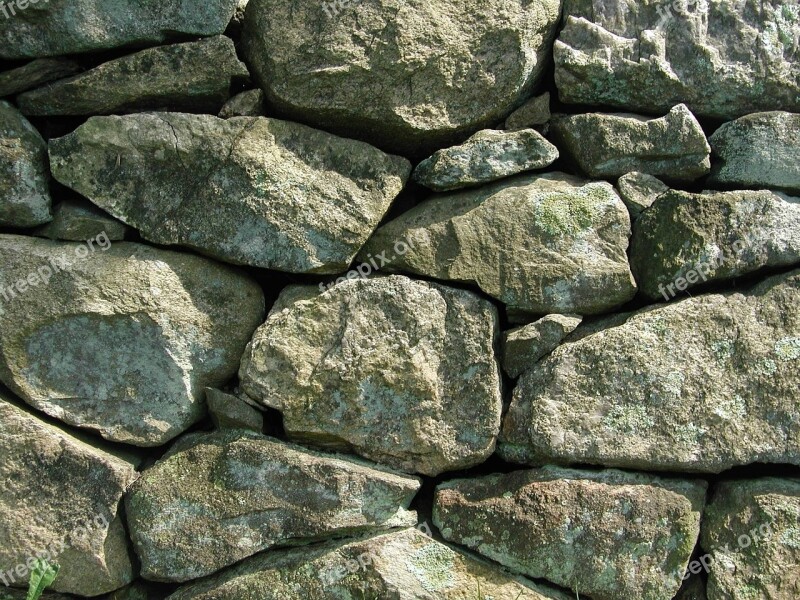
[[709, 111, 800, 193], [505, 93, 551, 131], [206, 388, 263, 432], [17, 37, 249, 116], [0, 101, 51, 227], [0, 58, 81, 97], [0, 0, 238, 59], [631, 189, 800, 300], [218, 89, 265, 118], [360, 173, 637, 315], [674, 576, 707, 600], [617, 171, 669, 217], [412, 128, 559, 191], [502, 314, 582, 378], [49, 113, 410, 273], [434, 466, 706, 600], [555, 0, 800, 119], [0, 235, 264, 446], [0, 395, 138, 596], [242, 0, 562, 154], [549, 105, 710, 181], [33, 198, 128, 242], [166, 528, 572, 600], [500, 269, 800, 472], [240, 275, 502, 476], [125, 429, 420, 582]]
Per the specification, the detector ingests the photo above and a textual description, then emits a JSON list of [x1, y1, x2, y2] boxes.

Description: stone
[[0, 591, 73, 600], [0, 395, 137, 596], [617, 172, 669, 218], [165, 528, 572, 600], [16, 37, 250, 116], [33, 198, 128, 242], [0, 101, 51, 227], [709, 111, 800, 193], [49, 113, 410, 273], [125, 429, 420, 582], [505, 93, 551, 131], [242, 0, 562, 154], [0, 0, 238, 59], [433, 466, 706, 600], [0, 58, 81, 97], [206, 388, 263, 432], [555, 0, 800, 119], [630, 189, 800, 300], [359, 173, 637, 315], [499, 269, 800, 473], [240, 275, 502, 476], [502, 314, 582, 378], [674, 576, 707, 600], [412, 128, 559, 192], [549, 105, 710, 181], [218, 89, 265, 118], [701, 478, 800, 600], [0, 235, 264, 446]]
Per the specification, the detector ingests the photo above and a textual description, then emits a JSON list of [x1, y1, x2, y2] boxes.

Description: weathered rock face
[[617, 171, 669, 218], [0, 57, 81, 98], [242, 0, 562, 154], [502, 314, 582, 378], [0, 235, 264, 446], [631, 189, 800, 300], [505, 93, 551, 131], [49, 113, 410, 273], [205, 388, 264, 432], [33, 198, 128, 242], [17, 37, 249, 116], [555, 0, 800, 119], [359, 173, 637, 315], [500, 269, 800, 472], [125, 430, 420, 582], [166, 528, 572, 600], [701, 478, 800, 600], [709, 111, 800, 193], [0, 0, 238, 59], [240, 275, 502, 476], [434, 466, 707, 600], [549, 105, 710, 181], [218, 89, 265, 118], [412, 129, 559, 192], [0, 395, 138, 596], [0, 101, 51, 227]]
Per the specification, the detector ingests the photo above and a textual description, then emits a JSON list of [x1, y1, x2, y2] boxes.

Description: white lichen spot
[[406, 543, 455, 593], [774, 337, 800, 361]]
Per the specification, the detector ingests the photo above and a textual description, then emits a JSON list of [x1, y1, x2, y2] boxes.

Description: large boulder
[[242, 0, 562, 155], [49, 113, 410, 273], [0, 235, 264, 446]]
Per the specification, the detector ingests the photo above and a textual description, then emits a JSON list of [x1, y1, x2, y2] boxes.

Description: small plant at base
[[25, 559, 59, 600]]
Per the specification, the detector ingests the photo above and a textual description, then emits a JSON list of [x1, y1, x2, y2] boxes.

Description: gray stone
[[502, 314, 582, 378], [218, 89, 265, 118], [17, 37, 249, 116], [434, 466, 706, 600], [206, 388, 263, 432], [49, 113, 410, 273], [0, 101, 51, 227], [499, 269, 800, 473], [33, 198, 128, 242], [0, 58, 81, 97], [505, 93, 551, 131], [240, 275, 502, 476], [412, 128, 559, 192], [709, 111, 800, 193], [242, 0, 562, 154], [549, 105, 710, 181], [555, 0, 800, 119], [125, 429, 420, 582], [617, 171, 669, 218], [0, 395, 138, 596], [359, 173, 637, 315], [0, 235, 264, 446]]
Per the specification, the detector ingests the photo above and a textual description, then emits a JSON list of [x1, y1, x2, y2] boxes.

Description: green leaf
[[25, 559, 59, 600]]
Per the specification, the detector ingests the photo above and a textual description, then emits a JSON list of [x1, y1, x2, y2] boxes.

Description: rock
[[433, 466, 706, 600], [412, 129, 559, 192], [617, 172, 669, 218], [501, 314, 582, 378], [505, 93, 551, 131], [0, 395, 137, 596], [0, 0, 238, 59], [0, 58, 81, 97], [359, 173, 637, 315], [630, 189, 800, 300], [549, 105, 710, 181], [165, 528, 572, 600], [33, 198, 127, 242], [16, 37, 249, 116], [709, 111, 800, 193], [0, 591, 73, 600], [242, 0, 562, 154], [0, 235, 264, 446], [218, 89, 265, 118], [240, 275, 502, 476], [125, 429, 420, 582], [701, 478, 800, 600], [0, 101, 51, 227], [499, 269, 800, 472], [206, 388, 263, 432], [674, 576, 707, 600], [49, 113, 410, 273], [555, 0, 800, 119]]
